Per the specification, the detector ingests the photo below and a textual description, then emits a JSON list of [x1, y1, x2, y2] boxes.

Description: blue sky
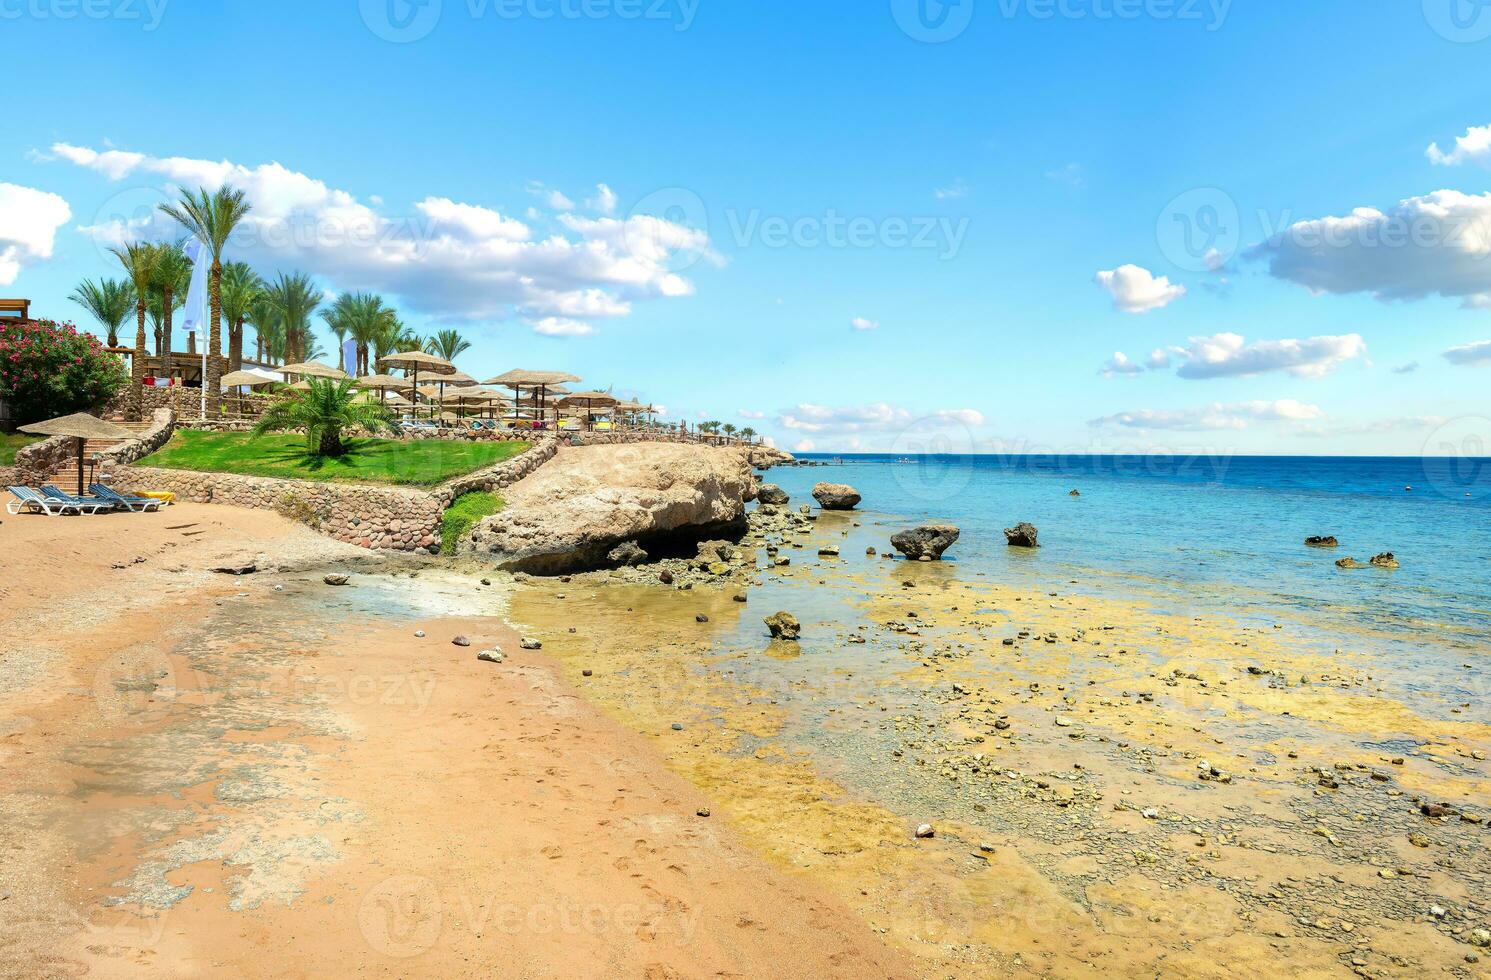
[[3, 0, 1491, 455]]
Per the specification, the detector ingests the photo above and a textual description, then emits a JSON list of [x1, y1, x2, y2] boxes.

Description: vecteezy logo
[[624, 187, 711, 274], [1156, 187, 1241, 273], [361, 0, 443, 43], [892, 0, 976, 42], [359, 876, 442, 958], [1423, 0, 1491, 41], [1421, 416, 1491, 502]]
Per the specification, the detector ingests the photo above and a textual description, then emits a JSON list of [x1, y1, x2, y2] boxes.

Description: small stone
[[323, 573, 349, 586], [696, 614, 710, 623], [696, 807, 711, 818], [915, 823, 936, 839], [765, 611, 801, 641], [414, 630, 426, 638], [452, 635, 471, 647], [732, 593, 747, 603], [477, 649, 504, 663], [582, 669, 593, 677], [520, 638, 542, 650], [1470, 929, 1490, 949], [671, 723, 684, 731]]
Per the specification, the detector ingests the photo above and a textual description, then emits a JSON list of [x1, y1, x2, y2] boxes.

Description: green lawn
[[144, 430, 530, 487], [440, 491, 505, 555], [1, 433, 42, 467]]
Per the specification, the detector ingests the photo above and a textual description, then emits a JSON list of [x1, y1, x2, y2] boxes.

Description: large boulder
[[765, 611, 801, 640], [812, 482, 861, 511], [756, 484, 790, 506], [607, 540, 649, 566], [1004, 523, 1039, 548], [464, 444, 751, 574], [891, 524, 960, 561]]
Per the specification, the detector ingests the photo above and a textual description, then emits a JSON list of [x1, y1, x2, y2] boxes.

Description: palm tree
[[350, 295, 397, 375], [264, 272, 320, 364], [424, 328, 471, 363], [722, 423, 738, 441], [149, 241, 191, 378], [247, 296, 283, 365], [110, 242, 162, 421], [740, 426, 756, 444], [220, 262, 264, 372], [253, 377, 395, 457], [69, 278, 135, 348], [159, 185, 253, 416], [322, 295, 353, 371]]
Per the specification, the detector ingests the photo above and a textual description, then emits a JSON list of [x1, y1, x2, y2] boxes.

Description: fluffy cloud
[[1094, 264, 1186, 313], [0, 182, 71, 285], [1100, 351, 1145, 377], [52, 142, 711, 335], [1245, 190, 1491, 307], [1089, 400, 1323, 431], [850, 317, 879, 331], [1443, 339, 1491, 365], [587, 183, 618, 215], [1171, 332, 1367, 379], [778, 402, 985, 434], [793, 439, 817, 452], [1427, 124, 1491, 168]]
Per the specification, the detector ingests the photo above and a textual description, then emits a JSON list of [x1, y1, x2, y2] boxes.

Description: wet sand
[[507, 507, 1491, 978], [0, 506, 911, 978]]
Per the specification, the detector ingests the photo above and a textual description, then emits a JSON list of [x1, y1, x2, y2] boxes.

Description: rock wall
[[100, 408, 176, 469], [13, 434, 77, 487], [434, 437, 559, 507], [118, 465, 445, 552]]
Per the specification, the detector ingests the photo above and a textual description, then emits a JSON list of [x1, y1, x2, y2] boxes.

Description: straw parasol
[[485, 370, 581, 426], [557, 390, 619, 430], [379, 351, 455, 419], [453, 387, 511, 420], [19, 412, 133, 496], [220, 369, 279, 420], [357, 374, 413, 406], [280, 361, 349, 381]]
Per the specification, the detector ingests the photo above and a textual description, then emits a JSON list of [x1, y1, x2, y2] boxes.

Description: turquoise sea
[[770, 454, 1491, 650]]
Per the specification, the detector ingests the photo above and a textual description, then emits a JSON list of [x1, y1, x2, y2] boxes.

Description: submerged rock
[[1305, 535, 1339, 548], [1370, 552, 1400, 569], [756, 484, 790, 506], [891, 524, 961, 561], [811, 482, 862, 510], [1004, 523, 1039, 548], [1335, 557, 1367, 569], [765, 611, 801, 640]]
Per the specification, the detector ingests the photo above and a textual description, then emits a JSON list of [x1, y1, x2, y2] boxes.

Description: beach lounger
[[8, 486, 87, 516], [40, 485, 116, 515], [89, 483, 166, 513]]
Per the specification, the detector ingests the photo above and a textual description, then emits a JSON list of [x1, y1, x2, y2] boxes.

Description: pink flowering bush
[[0, 319, 127, 425]]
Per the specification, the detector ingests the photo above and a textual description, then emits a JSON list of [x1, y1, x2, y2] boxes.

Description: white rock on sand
[[464, 444, 753, 573]]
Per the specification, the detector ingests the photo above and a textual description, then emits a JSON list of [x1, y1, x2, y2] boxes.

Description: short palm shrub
[[252, 378, 395, 457]]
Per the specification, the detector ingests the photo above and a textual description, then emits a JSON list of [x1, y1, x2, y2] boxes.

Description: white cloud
[[1298, 415, 1446, 438], [738, 409, 765, 419], [1245, 190, 1491, 307], [934, 179, 968, 200], [793, 439, 817, 452], [1443, 339, 1491, 365], [1147, 348, 1173, 369], [1090, 400, 1324, 431], [850, 317, 879, 331], [530, 316, 594, 337], [588, 183, 618, 215], [1100, 351, 1145, 377], [527, 181, 575, 211], [52, 142, 707, 334], [1427, 124, 1491, 168], [1094, 264, 1186, 313], [778, 402, 985, 434], [1166, 332, 1368, 380], [0, 182, 72, 286], [1045, 163, 1085, 188]]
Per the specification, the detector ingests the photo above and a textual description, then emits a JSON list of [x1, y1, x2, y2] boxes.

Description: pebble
[[582, 669, 593, 677], [696, 807, 711, 818], [671, 723, 684, 731], [520, 638, 542, 650], [477, 649, 504, 664], [452, 635, 471, 647], [696, 614, 710, 623], [414, 630, 425, 638], [915, 823, 936, 839], [323, 574, 349, 586]]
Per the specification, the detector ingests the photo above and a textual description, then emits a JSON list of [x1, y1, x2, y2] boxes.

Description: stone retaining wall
[[118, 465, 445, 552], [13, 434, 77, 487], [434, 437, 559, 508], [100, 408, 176, 469]]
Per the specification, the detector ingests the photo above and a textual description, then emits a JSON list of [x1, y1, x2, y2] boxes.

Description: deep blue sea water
[[771, 454, 1491, 646]]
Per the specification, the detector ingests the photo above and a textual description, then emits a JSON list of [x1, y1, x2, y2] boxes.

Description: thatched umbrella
[[19, 412, 133, 497], [220, 369, 277, 420], [356, 374, 413, 407], [378, 351, 455, 419], [280, 360, 349, 381], [485, 370, 581, 427], [557, 390, 619, 430], [453, 387, 511, 421]]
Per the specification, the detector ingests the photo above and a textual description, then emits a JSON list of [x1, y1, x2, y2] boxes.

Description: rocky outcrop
[[747, 446, 796, 471], [464, 443, 752, 574], [1370, 552, 1400, 569], [756, 484, 790, 506], [812, 482, 861, 510], [1305, 535, 1339, 548], [607, 540, 649, 566], [1004, 523, 1039, 548], [891, 524, 961, 561], [1335, 557, 1366, 569]]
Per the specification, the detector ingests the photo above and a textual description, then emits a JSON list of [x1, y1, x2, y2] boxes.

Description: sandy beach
[[2, 488, 1488, 978], [0, 505, 911, 979]]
